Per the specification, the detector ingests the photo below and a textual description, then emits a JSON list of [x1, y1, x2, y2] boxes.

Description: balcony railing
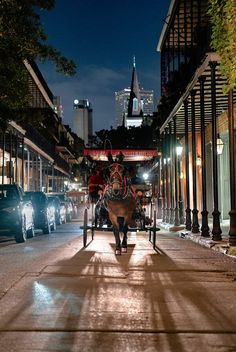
[[25, 124, 55, 157], [57, 136, 76, 157], [24, 124, 71, 174]]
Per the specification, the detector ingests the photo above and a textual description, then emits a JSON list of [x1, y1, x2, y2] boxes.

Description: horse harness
[[103, 163, 135, 201]]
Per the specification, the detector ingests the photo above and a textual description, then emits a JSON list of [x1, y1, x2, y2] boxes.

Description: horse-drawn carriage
[[81, 149, 160, 254]]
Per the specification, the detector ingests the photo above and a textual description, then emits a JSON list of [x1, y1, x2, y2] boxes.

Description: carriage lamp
[[217, 134, 224, 155], [143, 173, 149, 180]]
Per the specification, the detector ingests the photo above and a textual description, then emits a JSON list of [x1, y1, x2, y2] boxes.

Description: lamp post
[[176, 143, 184, 224]]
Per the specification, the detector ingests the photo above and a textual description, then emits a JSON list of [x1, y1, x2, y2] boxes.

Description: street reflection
[[33, 281, 54, 305]]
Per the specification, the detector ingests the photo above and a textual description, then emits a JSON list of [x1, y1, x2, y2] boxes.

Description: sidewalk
[[157, 219, 236, 260], [0, 227, 236, 351]]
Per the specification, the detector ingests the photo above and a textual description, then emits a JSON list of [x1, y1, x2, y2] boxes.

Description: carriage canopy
[[83, 149, 159, 162]]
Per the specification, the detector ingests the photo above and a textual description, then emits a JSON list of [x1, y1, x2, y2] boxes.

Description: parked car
[[0, 184, 35, 243], [25, 191, 56, 234], [47, 195, 66, 225], [66, 190, 85, 218], [47, 193, 73, 222]]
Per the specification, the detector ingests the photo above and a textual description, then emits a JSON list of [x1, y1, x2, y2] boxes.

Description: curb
[[179, 231, 236, 260], [157, 221, 236, 260]]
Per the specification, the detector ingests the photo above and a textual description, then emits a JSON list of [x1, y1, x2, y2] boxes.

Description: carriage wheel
[[83, 208, 88, 247]]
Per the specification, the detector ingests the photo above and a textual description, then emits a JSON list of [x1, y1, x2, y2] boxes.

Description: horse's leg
[[113, 226, 121, 255], [109, 211, 121, 255], [121, 205, 135, 252], [121, 224, 128, 252], [117, 216, 128, 253]]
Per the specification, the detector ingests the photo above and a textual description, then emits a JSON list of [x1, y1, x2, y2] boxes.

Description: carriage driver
[[88, 169, 105, 203]]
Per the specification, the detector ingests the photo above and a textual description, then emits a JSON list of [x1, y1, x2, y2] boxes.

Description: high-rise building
[[115, 59, 154, 127], [73, 99, 93, 145]]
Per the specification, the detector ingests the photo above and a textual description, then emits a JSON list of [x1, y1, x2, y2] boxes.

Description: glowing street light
[[217, 134, 224, 155], [176, 144, 183, 156]]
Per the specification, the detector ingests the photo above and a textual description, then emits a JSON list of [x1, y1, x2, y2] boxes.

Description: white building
[[115, 88, 154, 127], [73, 99, 93, 146]]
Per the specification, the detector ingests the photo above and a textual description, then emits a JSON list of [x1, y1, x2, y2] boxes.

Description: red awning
[[83, 149, 159, 161]]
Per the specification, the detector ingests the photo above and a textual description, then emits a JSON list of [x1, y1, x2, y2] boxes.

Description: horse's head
[[108, 163, 126, 197]]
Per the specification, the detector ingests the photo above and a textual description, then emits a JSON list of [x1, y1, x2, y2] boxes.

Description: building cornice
[[160, 52, 221, 133], [24, 137, 54, 163], [9, 121, 26, 135], [156, 0, 176, 52], [24, 60, 54, 109]]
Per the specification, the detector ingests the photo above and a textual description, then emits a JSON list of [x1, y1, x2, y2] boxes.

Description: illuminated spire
[[127, 57, 143, 117]]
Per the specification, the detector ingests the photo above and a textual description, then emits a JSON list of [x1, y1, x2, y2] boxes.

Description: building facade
[[0, 60, 81, 193], [155, 0, 236, 246], [73, 99, 93, 146]]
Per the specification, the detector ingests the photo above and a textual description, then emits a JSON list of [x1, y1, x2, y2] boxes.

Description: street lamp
[[217, 134, 224, 155], [196, 155, 201, 166], [176, 145, 183, 156]]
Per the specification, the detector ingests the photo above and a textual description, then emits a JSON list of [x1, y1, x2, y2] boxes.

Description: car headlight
[[3, 206, 18, 213]]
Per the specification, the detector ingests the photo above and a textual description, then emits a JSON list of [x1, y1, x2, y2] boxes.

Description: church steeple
[[127, 56, 143, 117]]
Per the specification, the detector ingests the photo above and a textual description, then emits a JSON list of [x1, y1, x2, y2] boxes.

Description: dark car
[[47, 195, 66, 225], [47, 193, 73, 222], [25, 191, 56, 234], [0, 184, 35, 243]]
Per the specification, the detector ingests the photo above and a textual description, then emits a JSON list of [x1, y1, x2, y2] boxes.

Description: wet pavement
[[0, 216, 236, 351]]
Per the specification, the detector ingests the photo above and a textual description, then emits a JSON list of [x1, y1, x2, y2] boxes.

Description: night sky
[[38, 0, 169, 133]]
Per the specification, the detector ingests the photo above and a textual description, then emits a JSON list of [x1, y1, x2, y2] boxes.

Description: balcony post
[[1, 132, 5, 184], [199, 76, 210, 237], [184, 99, 192, 230], [163, 132, 168, 222], [21, 137, 24, 190], [173, 116, 180, 226], [228, 89, 236, 246], [191, 90, 200, 233], [210, 61, 222, 241], [9, 130, 13, 184], [161, 134, 166, 222], [157, 156, 163, 219], [15, 135, 18, 184], [178, 154, 184, 224], [169, 122, 175, 224], [165, 128, 170, 223]]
